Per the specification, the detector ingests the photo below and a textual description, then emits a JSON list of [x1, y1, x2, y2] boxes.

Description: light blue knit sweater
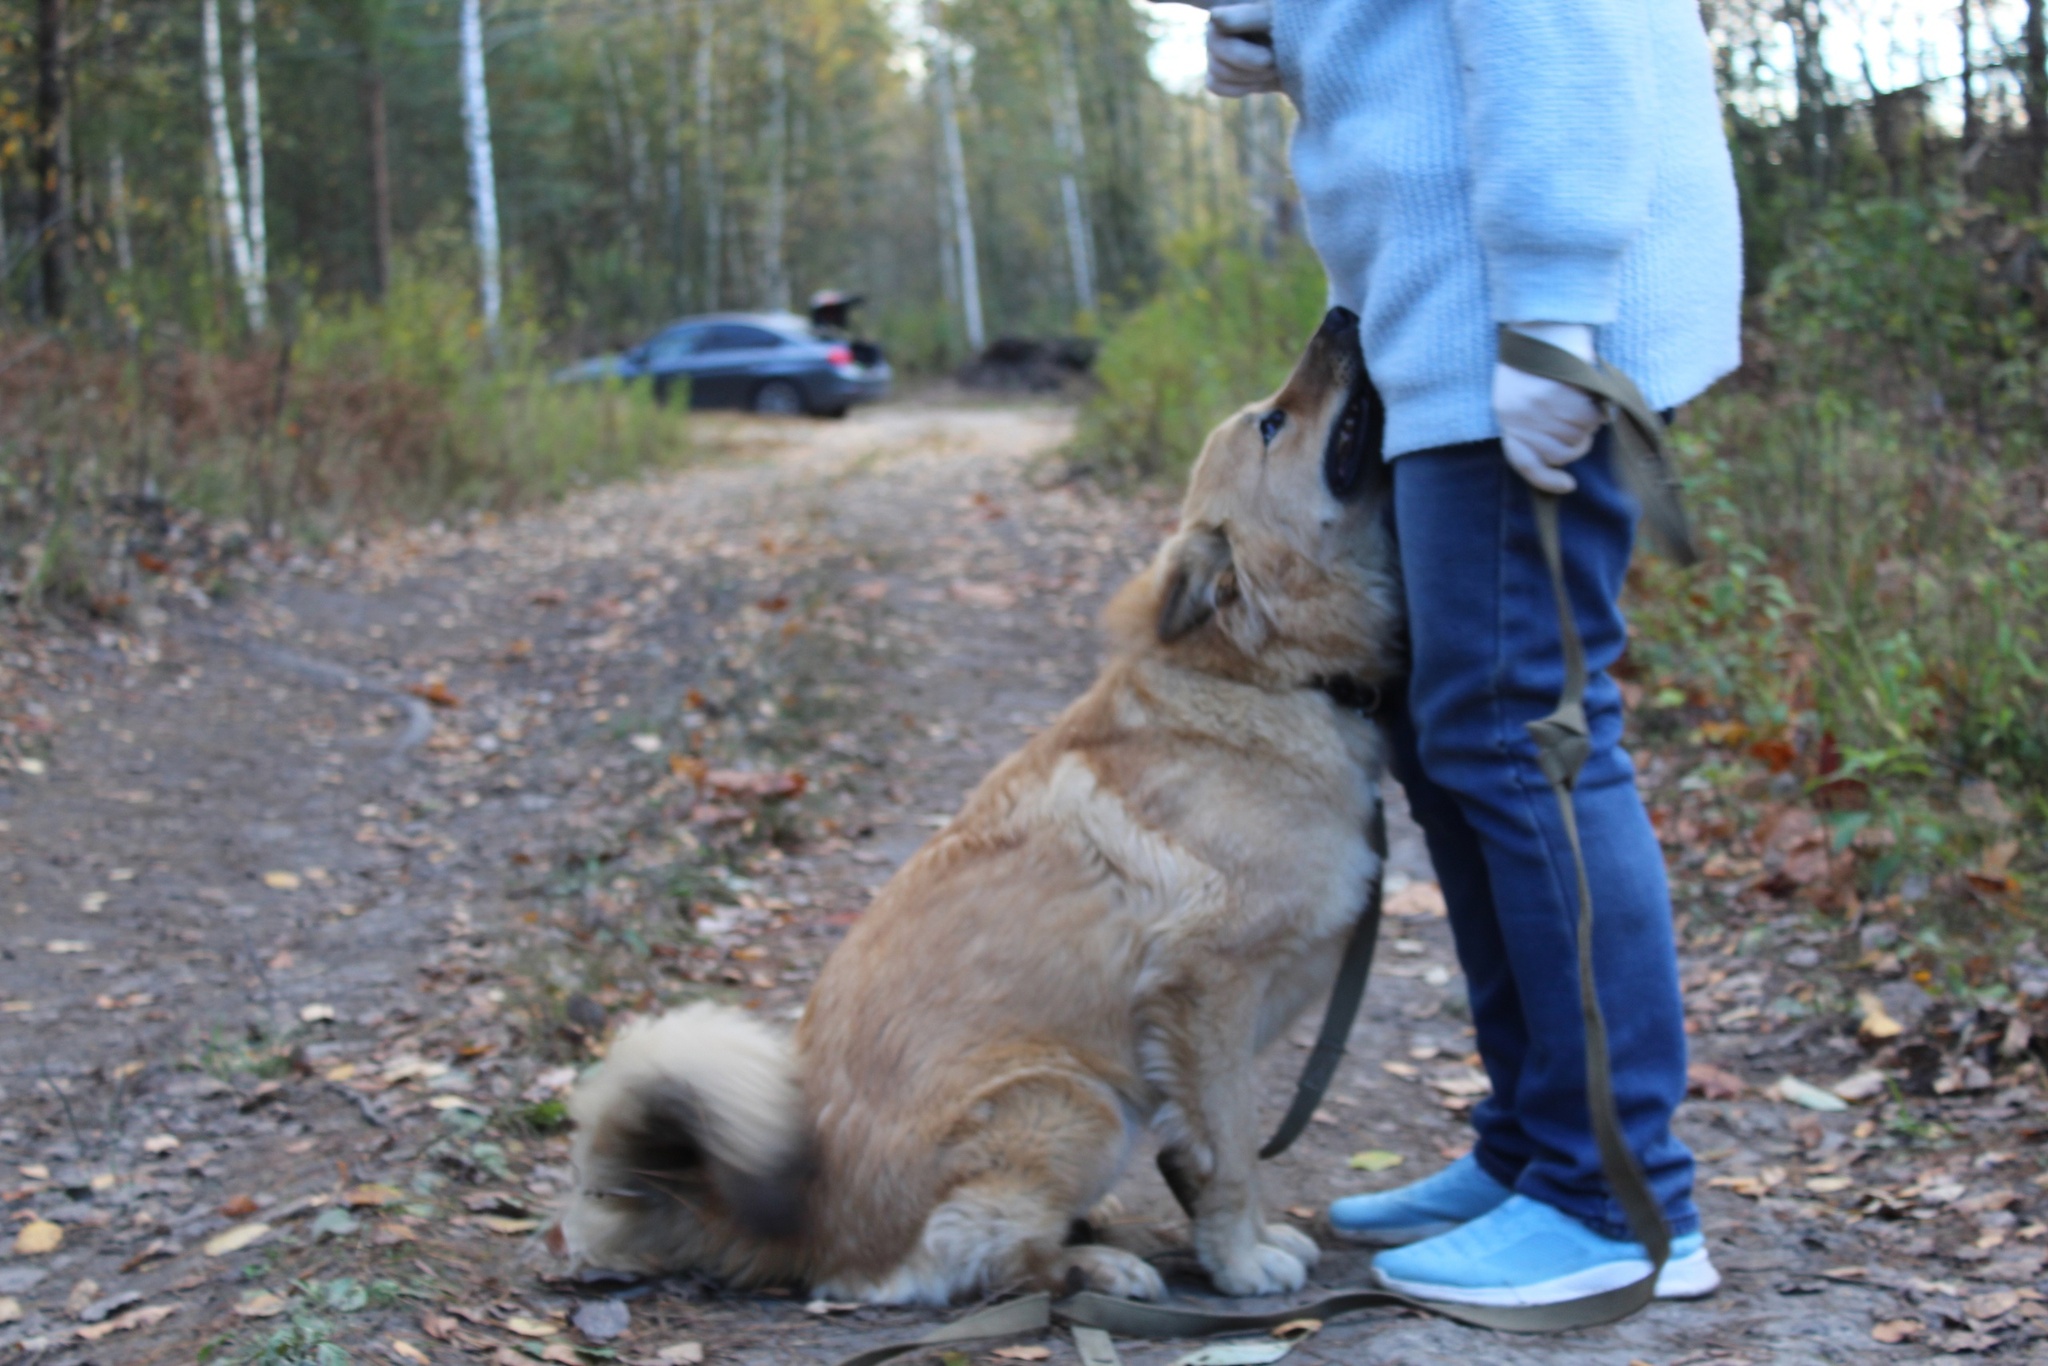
[[1271, 0, 1743, 457]]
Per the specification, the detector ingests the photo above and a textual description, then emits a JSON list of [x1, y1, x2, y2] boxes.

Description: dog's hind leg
[[823, 1070, 1162, 1305]]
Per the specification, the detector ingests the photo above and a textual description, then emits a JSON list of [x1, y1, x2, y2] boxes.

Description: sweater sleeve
[[1448, 0, 1655, 326]]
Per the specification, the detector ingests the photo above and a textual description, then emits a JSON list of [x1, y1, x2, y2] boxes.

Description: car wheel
[[652, 376, 675, 407], [752, 380, 805, 416]]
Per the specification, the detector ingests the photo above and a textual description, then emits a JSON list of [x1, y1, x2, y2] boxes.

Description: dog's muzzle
[[1313, 308, 1386, 503]]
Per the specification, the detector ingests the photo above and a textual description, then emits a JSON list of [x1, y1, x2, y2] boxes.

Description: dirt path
[[0, 403, 2040, 1365]]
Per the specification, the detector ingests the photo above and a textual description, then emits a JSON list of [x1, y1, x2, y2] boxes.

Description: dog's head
[[1118, 308, 1401, 688]]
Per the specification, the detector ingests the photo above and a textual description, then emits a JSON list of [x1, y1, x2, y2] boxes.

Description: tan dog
[[559, 310, 1402, 1305]]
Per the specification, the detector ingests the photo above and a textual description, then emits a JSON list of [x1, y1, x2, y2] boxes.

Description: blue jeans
[[1382, 431, 1698, 1240]]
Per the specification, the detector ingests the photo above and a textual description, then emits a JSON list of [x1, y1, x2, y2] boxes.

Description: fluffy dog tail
[[558, 1003, 813, 1283]]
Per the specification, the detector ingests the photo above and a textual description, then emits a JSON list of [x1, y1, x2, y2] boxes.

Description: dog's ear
[[1157, 526, 1237, 642]]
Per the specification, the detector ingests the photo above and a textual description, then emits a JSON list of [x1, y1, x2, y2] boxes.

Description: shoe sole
[[1327, 1219, 1460, 1248], [1373, 1247, 1720, 1307]]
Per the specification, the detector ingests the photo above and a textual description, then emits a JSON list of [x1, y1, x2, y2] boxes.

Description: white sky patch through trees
[[1143, 1, 2033, 130]]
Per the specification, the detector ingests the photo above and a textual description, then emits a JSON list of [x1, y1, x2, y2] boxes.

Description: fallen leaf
[[1347, 1150, 1404, 1173], [345, 1183, 406, 1208], [203, 1222, 272, 1257], [13, 1220, 62, 1255], [421, 1313, 460, 1342], [1870, 1318, 1923, 1344], [1855, 991, 1903, 1041], [993, 1348, 1051, 1362], [1272, 1319, 1323, 1339], [1966, 1289, 2020, 1320], [506, 1315, 562, 1338], [406, 680, 461, 708], [236, 1292, 288, 1319], [262, 870, 302, 891], [1775, 1076, 1849, 1113], [573, 1298, 630, 1340], [1804, 1176, 1854, 1194], [66, 1279, 101, 1316], [541, 1345, 581, 1365], [45, 939, 90, 954], [628, 732, 664, 754], [219, 1194, 259, 1218], [299, 1003, 336, 1023], [478, 1215, 541, 1235], [143, 1133, 180, 1154], [1380, 1061, 1420, 1079], [1687, 1062, 1746, 1100], [1832, 1069, 1890, 1103], [704, 768, 806, 800], [655, 1345, 705, 1365], [804, 1299, 861, 1315], [75, 1304, 177, 1340], [390, 1341, 431, 1364], [0, 1298, 19, 1325]]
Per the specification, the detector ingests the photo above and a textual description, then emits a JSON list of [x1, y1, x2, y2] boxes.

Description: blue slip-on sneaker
[[1370, 1194, 1721, 1306], [1327, 1153, 1512, 1247]]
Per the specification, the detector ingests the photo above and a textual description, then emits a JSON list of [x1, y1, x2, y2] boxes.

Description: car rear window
[[700, 324, 783, 351]]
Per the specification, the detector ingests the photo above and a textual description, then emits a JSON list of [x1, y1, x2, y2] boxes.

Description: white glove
[[1494, 322, 1603, 495], [1205, 3, 1280, 98]]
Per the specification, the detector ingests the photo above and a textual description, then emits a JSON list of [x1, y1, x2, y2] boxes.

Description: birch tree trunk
[[930, 33, 983, 352], [596, 39, 646, 269], [694, 0, 721, 308], [2026, 0, 2045, 207], [760, 6, 789, 311], [108, 147, 133, 275], [34, 0, 68, 321], [203, 0, 263, 330], [1050, 22, 1095, 318], [660, 0, 688, 305], [237, 0, 267, 295], [459, 0, 503, 338]]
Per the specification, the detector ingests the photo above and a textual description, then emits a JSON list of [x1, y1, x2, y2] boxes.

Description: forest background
[[0, 0, 2044, 973]]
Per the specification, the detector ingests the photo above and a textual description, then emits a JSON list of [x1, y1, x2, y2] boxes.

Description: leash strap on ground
[[829, 1293, 1052, 1366]]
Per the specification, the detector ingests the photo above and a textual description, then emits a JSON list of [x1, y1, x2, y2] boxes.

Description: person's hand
[[1495, 322, 1602, 494], [1205, 3, 1280, 98]]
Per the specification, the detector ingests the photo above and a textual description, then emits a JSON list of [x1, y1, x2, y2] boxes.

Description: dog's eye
[[1258, 411, 1287, 445]]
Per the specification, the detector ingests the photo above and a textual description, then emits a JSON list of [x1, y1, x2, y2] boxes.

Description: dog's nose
[[1311, 307, 1364, 385]]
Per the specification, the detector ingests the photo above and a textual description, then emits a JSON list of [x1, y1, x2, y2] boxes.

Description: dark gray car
[[557, 311, 891, 417]]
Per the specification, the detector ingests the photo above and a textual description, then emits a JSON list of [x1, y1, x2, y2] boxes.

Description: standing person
[[1195, 0, 1741, 1306]]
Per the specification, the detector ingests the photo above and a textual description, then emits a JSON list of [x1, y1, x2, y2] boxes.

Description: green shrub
[[1069, 234, 1327, 480]]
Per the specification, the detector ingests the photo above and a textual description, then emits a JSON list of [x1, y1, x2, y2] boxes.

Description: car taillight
[[826, 345, 854, 367]]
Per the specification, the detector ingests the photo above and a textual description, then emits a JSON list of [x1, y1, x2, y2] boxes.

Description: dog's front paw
[[1057, 1245, 1168, 1301], [1206, 1242, 1309, 1298], [1261, 1222, 1321, 1270]]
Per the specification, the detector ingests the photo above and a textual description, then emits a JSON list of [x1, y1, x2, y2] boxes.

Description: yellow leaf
[[345, 1183, 405, 1208], [506, 1316, 562, 1339], [13, 1220, 62, 1255], [203, 1222, 272, 1257], [391, 1341, 431, 1365], [1856, 991, 1903, 1041], [0, 1296, 22, 1324], [263, 870, 303, 890], [477, 1216, 541, 1235], [1347, 1150, 1404, 1173]]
